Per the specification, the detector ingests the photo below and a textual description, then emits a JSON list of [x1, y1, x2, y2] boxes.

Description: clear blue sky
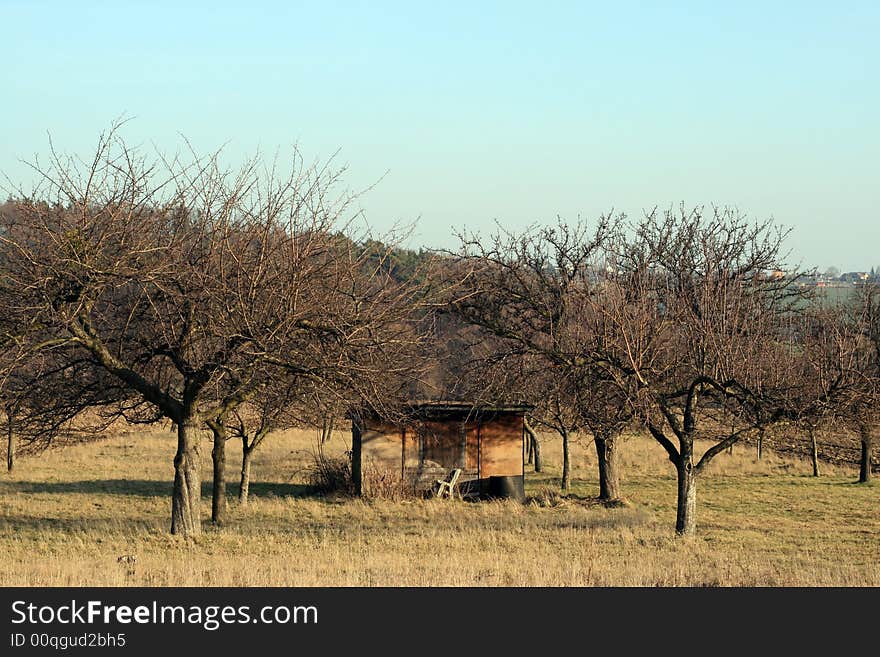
[[1, 1, 877, 271]]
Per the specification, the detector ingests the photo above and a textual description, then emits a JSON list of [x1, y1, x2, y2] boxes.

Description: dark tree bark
[[858, 424, 873, 484], [239, 441, 254, 506], [523, 418, 542, 472], [171, 420, 202, 536], [209, 420, 227, 524], [594, 432, 621, 502], [657, 422, 748, 537], [6, 410, 13, 473], [237, 425, 272, 506], [809, 428, 820, 477], [649, 412, 717, 537], [675, 450, 697, 536], [560, 428, 571, 491], [351, 423, 362, 496]]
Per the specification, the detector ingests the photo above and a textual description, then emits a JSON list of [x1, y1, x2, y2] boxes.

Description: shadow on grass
[[0, 514, 159, 535], [769, 476, 873, 488], [245, 481, 318, 498], [0, 479, 317, 499], [833, 479, 877, 488]]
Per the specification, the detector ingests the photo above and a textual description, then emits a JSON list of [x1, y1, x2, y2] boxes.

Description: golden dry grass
[[1, 425, 877, 586]]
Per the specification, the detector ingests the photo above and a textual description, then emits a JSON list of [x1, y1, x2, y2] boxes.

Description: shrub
[[308, 450, 355, 495]]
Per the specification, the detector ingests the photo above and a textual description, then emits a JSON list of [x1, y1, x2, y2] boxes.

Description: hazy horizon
[[1, 1, 877, 272]]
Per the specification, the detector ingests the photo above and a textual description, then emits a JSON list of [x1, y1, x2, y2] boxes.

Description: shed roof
[[351, 400, 534, 423], [406, 400, 533, 415]]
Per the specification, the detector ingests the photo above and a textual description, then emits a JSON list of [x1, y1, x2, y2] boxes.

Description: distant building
[[792, 273, 819, 287], [757, 269, 787, 282], [840, 272, 869, 284]]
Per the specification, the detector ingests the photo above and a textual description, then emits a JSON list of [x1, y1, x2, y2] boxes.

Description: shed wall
[[360, 421, 403, 475], [478, 414, 525, 479], [355, 412, 525, 496]]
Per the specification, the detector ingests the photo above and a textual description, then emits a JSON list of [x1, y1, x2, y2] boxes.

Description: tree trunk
[[6, 413, 14, 473], [239, 443, 253, 506], [594, 433, 621, 502], [525, 432, 533, 465], [523, 419, 542, 472], [809, 429, 820, 477], [171, 420, 202, 537], [675, 449, 696, 536], [210, 422, 227, 524], [321, 416, 335, 444], [351, 423, 363, 496], [756, 433, 762, 460], [859, 425, 872, 484], [561, 428, 571, 491]]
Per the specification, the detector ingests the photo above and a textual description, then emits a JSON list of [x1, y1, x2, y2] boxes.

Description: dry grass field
[[1, 425, 877, 586]]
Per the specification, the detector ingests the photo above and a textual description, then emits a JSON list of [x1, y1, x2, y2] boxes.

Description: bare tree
[[222, 369, 352, 507], [226, 376, 302, 507], [453, 206, 831, 533], [575, 368, 635, 502], [450, 218, 633, 501], [770, 305, 863, 478], [227, 236, 437, 505], [606, 206, 815, 535], [850, 283, 879, 483], [0, 323, 140, 469], [523, 416, 543, 472], [0, 125, 375, 536], [526, 365, 585, 491]]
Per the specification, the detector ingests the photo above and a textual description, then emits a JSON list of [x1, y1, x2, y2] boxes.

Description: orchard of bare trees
[[446, 208, 878, 534], [1, 130, 877, 539], [0, 127, 436, 537]]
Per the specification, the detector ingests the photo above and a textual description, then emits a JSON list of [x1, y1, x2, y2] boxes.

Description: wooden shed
[[350, 401, 532, 499]]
